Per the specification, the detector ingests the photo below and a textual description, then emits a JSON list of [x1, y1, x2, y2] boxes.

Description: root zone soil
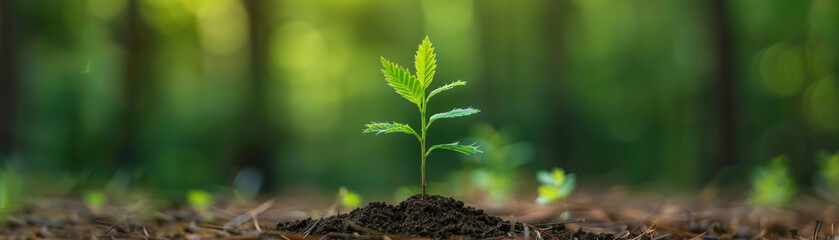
[[275, 195, 645, 240], [2, 191, 836, 240]]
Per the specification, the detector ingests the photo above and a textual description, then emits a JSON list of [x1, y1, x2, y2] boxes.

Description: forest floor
[[1, 187, 837, 240]]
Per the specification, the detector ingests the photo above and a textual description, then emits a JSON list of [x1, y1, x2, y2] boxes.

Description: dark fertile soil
[[275, 194, 636, 240]]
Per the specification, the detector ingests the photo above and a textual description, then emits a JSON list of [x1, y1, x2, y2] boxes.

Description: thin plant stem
[[420, 98, 428, 199]]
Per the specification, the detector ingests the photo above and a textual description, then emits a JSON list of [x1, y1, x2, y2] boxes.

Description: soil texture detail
[[275, 194, 634, 240]]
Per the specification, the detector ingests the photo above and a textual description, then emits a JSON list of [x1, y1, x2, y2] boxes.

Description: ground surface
[[1, 189, 837, 239], [275, 194, 633, 239]]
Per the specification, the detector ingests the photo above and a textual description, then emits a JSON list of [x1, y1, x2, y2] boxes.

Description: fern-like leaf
[[363, 122, 420, 140], [415, 36, 436, 89], [428, 107, 480, 126], [381, 57, 424, 106], [427, 142, 482, 156], [427, 80, 466, 101]]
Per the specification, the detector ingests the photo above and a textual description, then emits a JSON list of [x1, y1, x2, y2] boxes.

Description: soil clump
[[275, 194, 633, 240]]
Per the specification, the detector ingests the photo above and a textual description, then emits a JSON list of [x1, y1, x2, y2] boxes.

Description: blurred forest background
[[0, 0, 838, 202]]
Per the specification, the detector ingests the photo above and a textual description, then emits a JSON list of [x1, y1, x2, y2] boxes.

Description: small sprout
[[749, 155, 795, 207], [559, 211, 572, 221], [364, 36, 482, 198], [816, 151, 839, 194], [0, 167, 24, 221], [463, 123, 533, 204], [187, 190, 214, 210], [338, 187, 362, 210], [83, 190, 106, 209], [187, 190, 215, 221], [536, 168, 576, 205]]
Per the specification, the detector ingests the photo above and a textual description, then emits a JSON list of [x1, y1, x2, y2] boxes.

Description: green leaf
[[537, 168, 568, 186], [427, 142, 482, 156], [363, 122, 420, 140], [749, 156, 794, 207], [83, 190, 106, 209], [187, 190, 214, 210], [558, 173, 576, 197], [427, 80, 466, 101], [429, 107, 480, 125], [535, 168, 576, 205], [536, 170, 555, 186], [338, 187, 363, 209], [381, 57, 424, 106], [536, 185, 559, 205], [415, 36, 436, 89]]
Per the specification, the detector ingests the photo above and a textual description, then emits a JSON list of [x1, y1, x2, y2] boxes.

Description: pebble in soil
[[275, 194, 640, 240]]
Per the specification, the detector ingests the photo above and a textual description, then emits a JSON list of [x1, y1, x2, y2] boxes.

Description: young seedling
[[338, 186, 362, 210], [815, 151, 839, 201], [364, 36, 482, 199], [749, 155, 795, 207], [187, 189, 215, 221], [83, 190, 106, 210], [0, 167, 24, 220], [535, 168, 576, 205]]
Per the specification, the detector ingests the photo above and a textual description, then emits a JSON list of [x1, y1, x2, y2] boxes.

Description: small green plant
[[535, 168, 576, 205], [83, 190, 106, 210], [338, 187, 362, 210], [187, 190, 214, 210], [0, 167, 24, 221], [187, 190, 215, 221], [749, 155, 795, 207], [364, 36, 482, 198], [459, 123, 531, 205], [814, 151, 839, 202]]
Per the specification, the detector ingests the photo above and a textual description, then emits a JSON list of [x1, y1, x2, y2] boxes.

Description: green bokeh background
[[1, 0, 838, 200]]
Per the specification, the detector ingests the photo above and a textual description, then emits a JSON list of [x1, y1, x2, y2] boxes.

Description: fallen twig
[[652, 233, 672, 240], [655, 224, 700, 237], [521, 221, 559, 240], [254, 216, 263, 232], [630, 218, 660, 240], [224, 199, 275, 230], [689, 231, 708, 240], [324, 232, 394, 240], [99, 221, 119, 238], [303, 216, 324, 237], [814, 220, 823, 240], [481, 222, 503, 237]]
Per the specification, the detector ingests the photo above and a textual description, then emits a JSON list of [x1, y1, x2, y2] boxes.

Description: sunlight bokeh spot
[[809, 0, 839, 41], [272, 21, 325, 71], [269, 22, 341, 136], [422, 0, 474, 33], [805, 76, 839, 132], [140, 0, 192, 34], [86, 0, 128, 20], [806, 39, 836, 79], [759, 43, 804, 97], [197, 0, 249, 56]]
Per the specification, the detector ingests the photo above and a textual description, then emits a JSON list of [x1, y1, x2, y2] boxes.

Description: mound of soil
[[275, 194, 633, 239], [276, 195, 504, 238]]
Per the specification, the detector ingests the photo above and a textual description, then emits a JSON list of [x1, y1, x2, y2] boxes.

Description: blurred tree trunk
[[544, 0, 571, 169], [118, 0, 145, 165], [240, 0, 277, 190], [709, 0, 737, 168], [0, 0, 18, 154]]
